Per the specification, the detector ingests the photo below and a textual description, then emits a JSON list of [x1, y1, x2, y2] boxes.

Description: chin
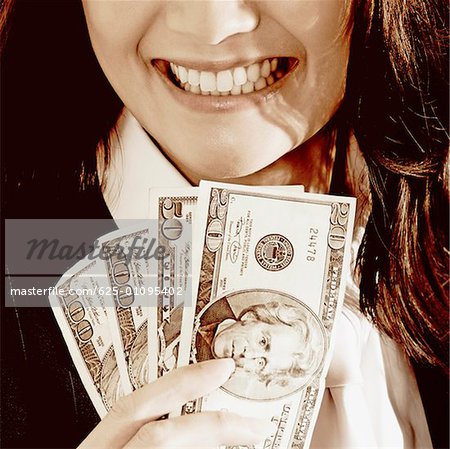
[[172, 122, 295, 180], [194, 148, 288, 181]]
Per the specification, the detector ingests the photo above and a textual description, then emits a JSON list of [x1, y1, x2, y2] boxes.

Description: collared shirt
[[103, 109, 190, 221]]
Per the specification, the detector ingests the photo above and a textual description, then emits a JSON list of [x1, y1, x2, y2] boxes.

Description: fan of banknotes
[[50, 181, 355, 449]]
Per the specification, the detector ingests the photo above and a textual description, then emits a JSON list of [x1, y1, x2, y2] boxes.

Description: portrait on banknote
[[194, 289, 326, 401]]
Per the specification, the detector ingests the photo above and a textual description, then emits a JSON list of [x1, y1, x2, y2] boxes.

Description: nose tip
[[165, 1, 260, 45]]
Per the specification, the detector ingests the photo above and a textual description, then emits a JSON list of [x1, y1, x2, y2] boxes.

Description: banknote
[[148, 188, 198, 380], [49, 257, 130, 417], [178, 182, 355, 449], [148, 186, 305, 380], [98, 223, 158, 389]]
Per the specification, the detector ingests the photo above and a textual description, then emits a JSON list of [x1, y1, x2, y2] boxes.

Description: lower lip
[[152, 59, 299, 113]]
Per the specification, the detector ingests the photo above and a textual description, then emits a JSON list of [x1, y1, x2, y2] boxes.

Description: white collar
[[102, 109, 190, 221]]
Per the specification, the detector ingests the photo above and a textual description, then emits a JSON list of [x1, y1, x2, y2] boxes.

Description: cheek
[[263, 0, 351, 45], [288, 50, 350, 148], [264, 1, 352, 141], [83, 2, 157, 47], [82, 1, 165, 117], [82, 2, 161, 73], [300, 41, 349, 132]]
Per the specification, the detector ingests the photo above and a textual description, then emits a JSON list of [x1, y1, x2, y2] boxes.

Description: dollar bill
[[98, 223, 158, 389], [148, 188, 198, 380], [148, 186, 305, 380], [49, 257, 130, 417], [178, 181, 355, 449]]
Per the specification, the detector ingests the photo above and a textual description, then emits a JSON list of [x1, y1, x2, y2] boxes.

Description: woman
[[1, 0, 448, 448]]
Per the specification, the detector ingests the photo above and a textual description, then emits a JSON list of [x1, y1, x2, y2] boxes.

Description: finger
[[79, 358, 235, 449], [124, 411, 273, 449]]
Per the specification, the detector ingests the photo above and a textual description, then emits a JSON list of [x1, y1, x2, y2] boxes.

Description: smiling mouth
[[154, 57, 297, 97]]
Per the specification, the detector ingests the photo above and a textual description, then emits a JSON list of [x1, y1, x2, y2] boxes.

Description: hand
[[79, 358, 269, 448]]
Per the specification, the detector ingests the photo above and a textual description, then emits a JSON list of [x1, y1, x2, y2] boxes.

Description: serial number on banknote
[[307, 227, 320, 262]]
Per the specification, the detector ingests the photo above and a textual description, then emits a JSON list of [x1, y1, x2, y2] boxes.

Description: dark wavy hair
[[1, 0, 448, 370], [343, 0, 449, 369]]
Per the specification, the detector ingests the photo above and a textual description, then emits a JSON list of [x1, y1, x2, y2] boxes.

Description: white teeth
[[271, 58, 278, 72], [188, 69, 200, 86], [261, 59, 271, 78], [178, 66, 188, 83], [255, 77, 267, 91], [217, 70, 233, 92], [247, 63, 260, 83], [233, 67, 247, 86], [242, 81, 255, 94], [170, 57, 288, 96], [231, 84, 242, 95], [200, 71, 216, 92]]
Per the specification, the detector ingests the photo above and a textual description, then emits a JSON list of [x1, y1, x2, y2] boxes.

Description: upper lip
[[152, 56, 295, 72]]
